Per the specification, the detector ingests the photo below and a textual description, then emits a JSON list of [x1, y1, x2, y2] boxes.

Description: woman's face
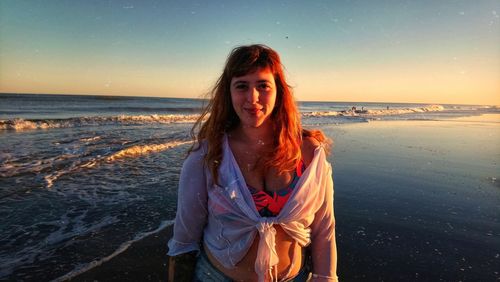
[[230, 67, 277, 128]]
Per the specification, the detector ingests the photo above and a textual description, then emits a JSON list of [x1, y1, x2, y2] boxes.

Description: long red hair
[[190, 44, 328, 184]]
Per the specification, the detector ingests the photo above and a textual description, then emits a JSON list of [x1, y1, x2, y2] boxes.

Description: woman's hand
[[168, 251, 198, 282]]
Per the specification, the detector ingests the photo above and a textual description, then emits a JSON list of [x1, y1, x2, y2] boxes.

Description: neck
[[232, 122, 274, 147]]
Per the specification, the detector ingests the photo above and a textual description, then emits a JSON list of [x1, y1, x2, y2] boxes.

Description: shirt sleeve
[[167, 147, 208, 256], [309, 161, 339, 281]]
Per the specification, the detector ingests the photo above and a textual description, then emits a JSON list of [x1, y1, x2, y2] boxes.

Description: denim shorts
[[193, 249, 310, 282]]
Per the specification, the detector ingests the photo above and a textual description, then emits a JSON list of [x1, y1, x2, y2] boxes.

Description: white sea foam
[[0, 119, 51, 130], [52, 220, 175, 282], [303, 111, 342, 117], [79, 136, 102, 142], [303, 104, 445, 117], [365, 104, 444, 115], [0, 209, 120, 279], [0, 114, 202, 131]]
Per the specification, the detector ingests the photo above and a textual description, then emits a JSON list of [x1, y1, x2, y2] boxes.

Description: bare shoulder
[[301, 137, 320, 166]]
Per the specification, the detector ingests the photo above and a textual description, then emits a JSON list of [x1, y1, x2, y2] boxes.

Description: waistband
[[194, 248, 310, 282]]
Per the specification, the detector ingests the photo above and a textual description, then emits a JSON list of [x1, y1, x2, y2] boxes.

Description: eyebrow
[[232, 79, 272, 86]]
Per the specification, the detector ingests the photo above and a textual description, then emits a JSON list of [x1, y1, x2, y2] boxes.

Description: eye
[[234, 83, 248, 91], [258, 83, 272, 91]]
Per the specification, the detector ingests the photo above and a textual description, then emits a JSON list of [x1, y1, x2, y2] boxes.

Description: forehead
[[231, 68, 275, 83]]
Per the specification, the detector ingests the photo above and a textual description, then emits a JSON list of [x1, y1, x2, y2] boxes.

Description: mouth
[[244, 108, 262, 115]]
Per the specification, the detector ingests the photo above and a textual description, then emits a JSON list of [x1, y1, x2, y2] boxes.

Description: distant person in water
[[167, 44, 338, 282]]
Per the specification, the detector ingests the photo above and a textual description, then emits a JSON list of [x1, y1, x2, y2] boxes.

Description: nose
[[246, 87, 259, 104]]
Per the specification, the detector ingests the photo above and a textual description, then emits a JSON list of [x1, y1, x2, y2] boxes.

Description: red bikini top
[[248, 160, 305, 217]]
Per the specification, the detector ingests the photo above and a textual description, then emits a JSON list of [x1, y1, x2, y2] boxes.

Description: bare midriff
[[204, 225, 304, 282]]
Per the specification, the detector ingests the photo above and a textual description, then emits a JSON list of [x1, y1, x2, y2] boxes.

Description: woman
[[168, 44, 338, 282]]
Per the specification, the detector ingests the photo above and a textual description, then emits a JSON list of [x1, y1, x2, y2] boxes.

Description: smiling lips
[[244, 107, 262, 115]]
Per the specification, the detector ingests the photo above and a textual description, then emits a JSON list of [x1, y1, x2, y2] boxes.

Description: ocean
[[0, 93, 499, 281]]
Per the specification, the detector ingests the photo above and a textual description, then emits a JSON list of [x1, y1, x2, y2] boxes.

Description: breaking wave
[[104, 140, 192, 161], [0, 114, 202, 131], [0, 139, 191, 188], [43, 140, 192, 188], [303, 104, 445, 117]]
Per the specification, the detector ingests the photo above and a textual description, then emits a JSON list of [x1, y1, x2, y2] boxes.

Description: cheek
[[230, 91, 238, 105], [230, 92, 244, 111], [267, 91, 277, 109]]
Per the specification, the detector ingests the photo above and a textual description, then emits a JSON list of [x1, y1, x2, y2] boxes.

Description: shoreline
[[69, 225, 173, 281]]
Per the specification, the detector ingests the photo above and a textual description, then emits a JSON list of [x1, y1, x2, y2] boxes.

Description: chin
[[242, 122, 263, 128], [241, 119, 265, 128], [238, 113, 272, 128]]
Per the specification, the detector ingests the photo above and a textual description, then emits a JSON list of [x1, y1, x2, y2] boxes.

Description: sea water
[[0, 93, 498, 280]]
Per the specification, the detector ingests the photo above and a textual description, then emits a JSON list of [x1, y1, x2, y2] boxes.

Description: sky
[[0, 0, 499, 105]]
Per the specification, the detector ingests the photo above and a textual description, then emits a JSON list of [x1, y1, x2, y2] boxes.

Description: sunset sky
[[0, 0, 499, 105]]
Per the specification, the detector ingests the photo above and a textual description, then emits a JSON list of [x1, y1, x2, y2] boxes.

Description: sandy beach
[[328, 114, 499, 281], [66, 114, 500, 282], [71, 225, 172, 281]]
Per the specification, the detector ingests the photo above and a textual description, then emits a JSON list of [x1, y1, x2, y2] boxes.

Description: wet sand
[[327, 115, 500, 281], [71, 225, 172, 281]]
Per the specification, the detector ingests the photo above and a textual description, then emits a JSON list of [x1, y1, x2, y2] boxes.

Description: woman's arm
[[308, 144, 338, 281], [167, 148, 209, 281]]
